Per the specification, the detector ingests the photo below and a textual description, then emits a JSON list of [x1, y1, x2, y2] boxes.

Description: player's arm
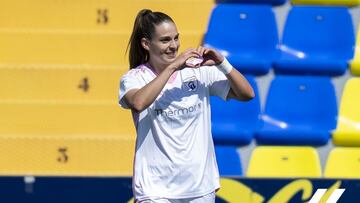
[[198, 46, 255, 101], [225, 68, 255, 101], [122, 67, 174, 113], [122, 49, 200, 112]]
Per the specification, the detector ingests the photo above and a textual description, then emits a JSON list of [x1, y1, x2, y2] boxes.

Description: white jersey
[[119, 61, 231, 201]]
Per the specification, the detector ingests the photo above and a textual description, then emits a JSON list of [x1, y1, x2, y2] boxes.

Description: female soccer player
[[119, 9, 254, 203]]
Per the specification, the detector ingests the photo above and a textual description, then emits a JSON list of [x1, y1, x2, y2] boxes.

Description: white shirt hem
[[135, 184, 220, 201]]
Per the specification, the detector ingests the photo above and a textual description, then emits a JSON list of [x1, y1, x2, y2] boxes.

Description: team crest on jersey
[[183, 76, 198, 92]]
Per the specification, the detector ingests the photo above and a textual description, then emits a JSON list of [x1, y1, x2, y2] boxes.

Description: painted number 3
[[57, 147, 69, 163]]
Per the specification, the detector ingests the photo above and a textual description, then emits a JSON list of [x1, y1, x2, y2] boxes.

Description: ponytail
[[126, 9, 174, 69]]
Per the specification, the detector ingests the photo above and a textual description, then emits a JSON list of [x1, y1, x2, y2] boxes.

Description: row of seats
[[212, 76, 360, 147], [218, 0, 360, 6], [204, 5, 356, 76], [208, 1, 360, 178], [218, 0, 287, 5], [216, 146, 360, 178]]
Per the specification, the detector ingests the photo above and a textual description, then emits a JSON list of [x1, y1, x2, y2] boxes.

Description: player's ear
[[141, 38, 150, 51]]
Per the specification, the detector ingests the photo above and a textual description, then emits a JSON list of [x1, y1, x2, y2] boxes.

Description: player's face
[[146, 21, 180, 67]]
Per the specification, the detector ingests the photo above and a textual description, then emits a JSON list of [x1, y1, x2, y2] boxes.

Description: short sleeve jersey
[[119, 63, 231, 201]]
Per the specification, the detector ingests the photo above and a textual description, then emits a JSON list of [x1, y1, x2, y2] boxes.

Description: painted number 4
[[78, 77, 89, 92]]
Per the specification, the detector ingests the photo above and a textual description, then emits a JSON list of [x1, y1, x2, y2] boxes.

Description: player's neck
[[147, 60, 167, 76]]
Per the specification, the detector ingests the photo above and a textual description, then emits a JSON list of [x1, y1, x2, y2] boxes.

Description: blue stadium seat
[[273, 6, 354, 76], [216, 0, 287, 5], [204, 4, 279, 75], [211, 75, 261, 146], [215, 146, 242, 176], [255, 75, 337, 146]]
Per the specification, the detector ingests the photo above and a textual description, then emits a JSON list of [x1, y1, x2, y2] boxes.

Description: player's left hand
[[196, 46, 224, 66]]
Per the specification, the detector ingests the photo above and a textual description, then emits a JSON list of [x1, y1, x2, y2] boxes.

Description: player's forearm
[[131, 67, 176, 112], [226, 69, 255, 101], [217, 58, 255, 101]]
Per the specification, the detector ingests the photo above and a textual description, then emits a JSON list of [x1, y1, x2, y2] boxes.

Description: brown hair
[[126, 9, 174, 69]]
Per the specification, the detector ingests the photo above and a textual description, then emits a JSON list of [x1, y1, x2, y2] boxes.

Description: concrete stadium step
[[0, 32, 128, 66], [0, 65, 125, 102], [0, 31, 203, 66], [0, 103, 135, 135], [0, 0, 214, 32], [0, 134, 134, 176]]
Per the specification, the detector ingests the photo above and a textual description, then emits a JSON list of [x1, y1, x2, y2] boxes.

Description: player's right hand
[[168, 48, 201, 71]]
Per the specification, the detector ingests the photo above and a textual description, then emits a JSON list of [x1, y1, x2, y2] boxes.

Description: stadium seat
[[291, 0, 360, 6], [0, 134, 135, 176], [215, 146, 242, 176], [247, 146, 321, 178], [0, 65, 124, 102], [216, 0, 287, 6], [324, 147, 360, 178], [204, 4, 279, 75], [211, 75, 261, 145], [333, 78, 360, 146], [273, 6, 354, 76], [350, 29, 360, 76], [255, 75, 337, 146]]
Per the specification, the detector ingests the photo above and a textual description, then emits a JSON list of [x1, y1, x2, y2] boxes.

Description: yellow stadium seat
[[0, 32, 203, 67], [350, 30, 360, 76], [291, 0, 360, 6], [0, 103, 134, 135], [324, 147, 360, 178], [0, 65, 124, 102], [247, 146, 321, 178], [0, 134, 135, 176], [333, 78, 360, 146]]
